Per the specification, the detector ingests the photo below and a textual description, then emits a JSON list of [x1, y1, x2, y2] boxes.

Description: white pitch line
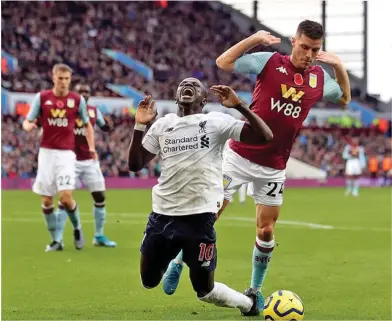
[[3, 212, 391, 232], [225, 216, 335, 230]]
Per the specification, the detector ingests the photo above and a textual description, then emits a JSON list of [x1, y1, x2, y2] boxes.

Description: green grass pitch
[[2, 188, 391, 320]]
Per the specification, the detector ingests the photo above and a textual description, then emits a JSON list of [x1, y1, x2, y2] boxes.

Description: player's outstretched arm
[[211, 86, 273, 144], [23, 93, 40, 132], [316, 51, 351, 106], [128, 96, 158, 172], [216, 31, 280, 72]]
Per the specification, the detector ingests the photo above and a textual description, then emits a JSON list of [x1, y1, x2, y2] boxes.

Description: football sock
[[198, 282, 253, 313], [352, 179, 360, 194], [55, 202, 67, 242], [250, 237, 275, 291], [93, 202, 106, 237], [67, 202, 81, 229], [346, 179, 352, 193], [174, 250, 184, 265], [42, 204, 57, 241]]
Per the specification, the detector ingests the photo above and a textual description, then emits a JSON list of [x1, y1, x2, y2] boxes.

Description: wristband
[[134, 123, 147, 131]]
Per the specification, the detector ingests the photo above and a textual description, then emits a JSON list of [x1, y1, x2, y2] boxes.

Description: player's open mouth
[[181, 87, 195, 99]]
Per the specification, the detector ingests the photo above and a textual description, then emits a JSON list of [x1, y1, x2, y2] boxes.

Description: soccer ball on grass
[[263, 290, 304, 320]]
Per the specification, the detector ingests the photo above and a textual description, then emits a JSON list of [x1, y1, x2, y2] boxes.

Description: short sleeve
[[78, 97, 89, 124], [215, 113, 245, 142], [96, 109, 106, 127], [234, 52, 274, 75], [142, 118, 164, 155], [322, 68, 343, 103]]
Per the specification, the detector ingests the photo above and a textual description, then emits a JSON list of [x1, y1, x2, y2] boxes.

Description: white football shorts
[[33, 148, 76, 196], [345, 159, 362, 176], [75, 159, 105, 192], [222, 147, 286, 206]]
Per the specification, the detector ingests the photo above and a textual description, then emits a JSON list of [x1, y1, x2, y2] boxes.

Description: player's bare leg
[[59, 190, 84, 249], [91, 191, 116, 247], [247, 204, 279, 309], [162, 199, 230, 295], [140, 253, 170, 289], [42, 195, 63, 252]]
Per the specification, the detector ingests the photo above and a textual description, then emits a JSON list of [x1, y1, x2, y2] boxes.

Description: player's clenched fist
[[210, 85, 242, 108], [136, 95, 157, 125], [250, 30, 281, 46], [103, 116, 114, 131], [22, 119, 38, 132]]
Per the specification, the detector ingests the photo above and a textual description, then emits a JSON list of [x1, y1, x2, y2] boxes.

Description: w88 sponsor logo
[[48, 118, 69, 127], [270, 97, 302, 118]]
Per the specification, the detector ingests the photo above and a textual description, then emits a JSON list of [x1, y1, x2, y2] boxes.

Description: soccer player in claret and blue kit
[[23, 64, 97, 252], [55, 83, 117, 247], [163, 20, 351, 310]]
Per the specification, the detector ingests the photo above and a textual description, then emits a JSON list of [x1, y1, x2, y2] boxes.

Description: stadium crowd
[[2, 115, 390, 179], [2, 1, 390, 180], [1, 1, 257, 102], [2, 0, 373, 110]]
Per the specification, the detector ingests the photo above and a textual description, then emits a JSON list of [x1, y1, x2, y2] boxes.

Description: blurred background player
[[163, 20, 351, 308], [56, 83, 117, 247], [128, 79, 272, 317], [367, 152, 379, 186], [22, 64, 96, 252], [229, 184, 247, 204], [238, 184, 247, 204], [382, 152, 391, 186], [342, 137, 366, 196]]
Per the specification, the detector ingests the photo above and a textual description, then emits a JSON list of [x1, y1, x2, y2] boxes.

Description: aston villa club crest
[[294, 73, 303, 86], [309, 73, 317, 88], [223, 174, 232, 190], [67, 98, 75, 108], [88, 109, 96, 118]]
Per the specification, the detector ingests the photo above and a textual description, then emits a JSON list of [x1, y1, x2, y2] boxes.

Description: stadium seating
[[2, 1, 390, 178], [1, 1, 256, 101], [1, 115, 389, 178]]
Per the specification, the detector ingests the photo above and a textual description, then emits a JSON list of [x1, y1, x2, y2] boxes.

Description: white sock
[[239, 184, 247, 203], [198, 282, 253, 313]]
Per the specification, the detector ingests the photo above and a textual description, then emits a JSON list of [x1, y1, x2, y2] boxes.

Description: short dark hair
[[296, 20, 324, 40]]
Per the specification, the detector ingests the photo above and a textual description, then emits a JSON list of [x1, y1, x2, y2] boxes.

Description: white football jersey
[[142, 112, 244, 216]]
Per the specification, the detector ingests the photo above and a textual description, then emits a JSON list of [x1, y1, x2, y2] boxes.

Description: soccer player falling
[[22, 64, 96, 252], [128, 78, 272, 316], [55, 83, 117, 247], [342, 137, 366, 196], [163, 20, 351, 310]]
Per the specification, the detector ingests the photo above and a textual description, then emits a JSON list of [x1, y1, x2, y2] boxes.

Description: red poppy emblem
[[294, 73, 303, 85], [56, 100, 64, 108]]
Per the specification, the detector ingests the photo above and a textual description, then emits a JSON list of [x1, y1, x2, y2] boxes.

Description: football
[[263, 290, 304, 320]]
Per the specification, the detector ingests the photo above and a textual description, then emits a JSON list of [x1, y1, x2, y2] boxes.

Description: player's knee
[[195, 284, 214, 298], [91, 191, 105, 204], [59, 192, 74, 211], [41, 196, 53, 208], [140, 273, 160, 289], [190, 269, 214, 297], [256, 224, 275, 241]]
